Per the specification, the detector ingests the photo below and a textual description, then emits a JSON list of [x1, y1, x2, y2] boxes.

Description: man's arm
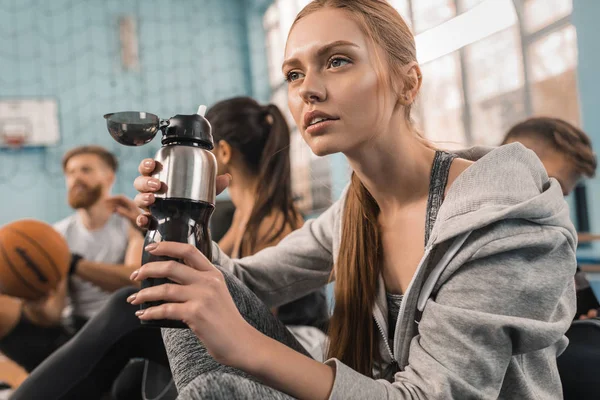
[[577, 232, 600, 243], [74, 226, 144, 291]]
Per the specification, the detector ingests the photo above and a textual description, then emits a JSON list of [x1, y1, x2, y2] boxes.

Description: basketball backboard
[[0, 98, 60, 149]]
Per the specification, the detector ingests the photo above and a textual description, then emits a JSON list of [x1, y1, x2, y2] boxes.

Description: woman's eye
[[285, 71, 304, 82], [329, 57, 350, 68]]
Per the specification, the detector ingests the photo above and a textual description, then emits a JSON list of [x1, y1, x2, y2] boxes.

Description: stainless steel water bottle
[[104, 106, 217, 328]]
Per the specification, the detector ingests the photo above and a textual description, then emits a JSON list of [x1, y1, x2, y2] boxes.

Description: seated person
[[206, 97, 329, 353], [124, 3, 577, 396], [0, 146, 144, 382], [501, 117, 600, 319]]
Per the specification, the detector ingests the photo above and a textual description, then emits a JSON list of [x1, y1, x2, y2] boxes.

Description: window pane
[[388, 0, 412, 29], [524, 0, 572, 33], [458, 0, 485, 13], [265, 27, 284, 88], [529, 25, 577, 83], [263, 3, 279, 28], [419, 51, 467, 149], [295, 0, 312, 10], [465, 26, 527, 145], [529, 25, 580, 125], [415, 0, 517, 64], [411, 0, 456, 34], [289, 129, 313, 213]]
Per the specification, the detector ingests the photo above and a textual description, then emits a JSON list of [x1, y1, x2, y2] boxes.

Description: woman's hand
[[127, 241, 255, 368], [133, 158, 232, 229]]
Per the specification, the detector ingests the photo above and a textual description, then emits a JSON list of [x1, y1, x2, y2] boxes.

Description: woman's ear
[[216, 140, 233, 165], [400, 62, 422, 105]]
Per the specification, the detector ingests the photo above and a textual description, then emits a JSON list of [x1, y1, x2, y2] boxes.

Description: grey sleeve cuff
[[324, 358, 392, 400]]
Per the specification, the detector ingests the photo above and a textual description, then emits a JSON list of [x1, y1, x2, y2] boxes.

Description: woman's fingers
[[134, 176, 162, 193], [131, 260, 200, 284], [138, 159, 156, 175], [144, 242, 216, 273], [136, 302, 187, 322], [136, 214, 150, 229], [128, 283, 188, 305], [134, 192, 155, 209]]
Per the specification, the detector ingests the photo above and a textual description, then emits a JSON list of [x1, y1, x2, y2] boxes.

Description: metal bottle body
[[140, 142, 217, 329], [151, 143, 217, 204]]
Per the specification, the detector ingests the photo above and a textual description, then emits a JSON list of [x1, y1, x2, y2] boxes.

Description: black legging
[[11, 287, 170, 400]]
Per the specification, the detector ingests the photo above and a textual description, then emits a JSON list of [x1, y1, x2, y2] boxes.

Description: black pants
[[11, 287, 170, 400], [558, 319, 600, 400]]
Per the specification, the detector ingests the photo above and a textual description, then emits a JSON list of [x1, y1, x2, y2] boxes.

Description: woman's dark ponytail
[[205, 97, 301, 256], [241, 104, 300, 255]]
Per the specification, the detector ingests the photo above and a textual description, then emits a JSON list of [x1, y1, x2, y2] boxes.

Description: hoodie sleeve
[[324, 223, 577, 399], [211, 197, 341, 308]]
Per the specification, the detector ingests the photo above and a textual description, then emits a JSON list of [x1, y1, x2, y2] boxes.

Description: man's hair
[[502, 117, 597, 178], [62, 145, 118, 172]]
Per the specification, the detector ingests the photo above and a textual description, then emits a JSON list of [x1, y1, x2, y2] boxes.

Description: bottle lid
[[161, 105, 213, 149]]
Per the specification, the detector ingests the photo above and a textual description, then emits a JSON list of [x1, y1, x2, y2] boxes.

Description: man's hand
[[22, 278, 68, 327], [578, 308, 599, 320], [106, 195, 143, 229]]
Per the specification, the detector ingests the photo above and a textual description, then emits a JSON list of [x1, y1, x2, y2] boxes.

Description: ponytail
[[240, 104, 301, 256], [327, 173, 382, 376]]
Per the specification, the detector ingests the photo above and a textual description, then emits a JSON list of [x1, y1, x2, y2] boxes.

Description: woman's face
[[284, 8, 399, 157]]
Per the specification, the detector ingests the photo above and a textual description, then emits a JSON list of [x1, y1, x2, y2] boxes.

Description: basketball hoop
[[0, 119, 29, 149], [1, 133, 26, 149]]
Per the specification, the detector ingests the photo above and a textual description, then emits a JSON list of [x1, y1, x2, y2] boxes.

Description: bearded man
[[0, 145, 144, 377]]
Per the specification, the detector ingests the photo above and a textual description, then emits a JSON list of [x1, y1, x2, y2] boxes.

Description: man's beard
[[68, 183, 103, 209]]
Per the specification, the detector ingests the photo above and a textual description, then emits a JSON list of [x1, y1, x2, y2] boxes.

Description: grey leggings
[[162, 271, 314, 399]]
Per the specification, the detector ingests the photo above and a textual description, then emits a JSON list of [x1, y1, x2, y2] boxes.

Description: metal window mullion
[[513, 0, 534, 116], [522, 14, 572, 45], [452, 0, 474, 145]]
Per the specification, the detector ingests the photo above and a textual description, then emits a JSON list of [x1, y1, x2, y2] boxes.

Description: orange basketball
[[0, 219, 70, 300]]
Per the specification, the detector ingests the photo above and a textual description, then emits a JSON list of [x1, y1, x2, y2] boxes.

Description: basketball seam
[[8, 227, 63, 280], [0, 241, 45, 297]]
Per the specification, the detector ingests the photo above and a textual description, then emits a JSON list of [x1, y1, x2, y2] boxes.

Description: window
[[263, 0, 580, 202], [264, 6, 283, 89], [523, 0, 572, 33], [418, 52, 466, 149], [388, 0, 412, 28], [458, 0, 486, 12], [528, 24, 579, 125], [465, 26, 527, 144], [411, 0, 456, 34]]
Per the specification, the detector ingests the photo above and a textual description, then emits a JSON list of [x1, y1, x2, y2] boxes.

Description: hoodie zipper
[[374, 314, 396, 363], [391, 246, 434, 365]]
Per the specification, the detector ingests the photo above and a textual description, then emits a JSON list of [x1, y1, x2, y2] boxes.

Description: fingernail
[[130, 269, 139, 280], [145, 243, 158, 251], [135, 310, 144, 317], [148, 180, 160, 189], [127, 293, 137, 303], [144, 193, 153, 202], [143, 160, 153, 168]]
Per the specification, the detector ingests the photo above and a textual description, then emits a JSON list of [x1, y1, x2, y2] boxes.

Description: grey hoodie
[[213, 143, 577, 399]]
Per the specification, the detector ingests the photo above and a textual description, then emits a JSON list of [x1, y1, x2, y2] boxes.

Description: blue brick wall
[[0, 0, 267, 225]]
